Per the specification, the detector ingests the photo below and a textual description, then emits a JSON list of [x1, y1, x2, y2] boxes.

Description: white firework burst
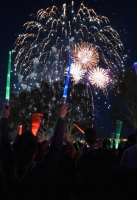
[[65, 63, 85, 82], [88, 67, 109, 89]]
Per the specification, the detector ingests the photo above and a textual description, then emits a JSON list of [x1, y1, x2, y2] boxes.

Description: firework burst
[[12, 1, 125, 92], [72, 42, 99, 69], [88, 67, 109, 89], [65, 63, 85, 82]]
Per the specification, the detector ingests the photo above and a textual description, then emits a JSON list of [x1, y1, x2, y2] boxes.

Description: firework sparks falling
[[88, 67, 109, 89], [65, 63, 85, 82], [72, 43, 99, 69], [13, 1, 125, 93]]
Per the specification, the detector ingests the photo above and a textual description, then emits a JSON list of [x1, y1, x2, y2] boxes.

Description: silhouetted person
[[0, 104, 67, 200], [71, 127, 114, 200], [55, 134, 77, 200], [121, 131, 137, 169]]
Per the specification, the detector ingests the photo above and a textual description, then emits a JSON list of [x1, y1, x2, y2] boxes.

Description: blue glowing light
[[63, 57, 72, 98], [134, 62, 137, 74]]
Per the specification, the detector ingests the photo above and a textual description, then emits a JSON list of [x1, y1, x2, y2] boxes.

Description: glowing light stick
[[73, 135, 81, 154], [74, 123, 84, 134], [110, 132, 115, 149], [73, 124, 84, 154], [32, 113, 43, 136], [115, 120, 122, 149], [5, 51, 12, 106], [134, 62, 137, 74], [62, 57, 72, 103], [18, 125, 23, 135]]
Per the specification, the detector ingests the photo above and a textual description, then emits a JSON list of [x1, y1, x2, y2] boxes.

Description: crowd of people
[[0, 104, 137, 200]]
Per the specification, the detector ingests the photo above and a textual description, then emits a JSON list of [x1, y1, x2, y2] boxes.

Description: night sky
[[0, 0, 137, 138]]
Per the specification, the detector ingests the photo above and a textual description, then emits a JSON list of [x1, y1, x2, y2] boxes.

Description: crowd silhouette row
[[0, 104, 137, 200]]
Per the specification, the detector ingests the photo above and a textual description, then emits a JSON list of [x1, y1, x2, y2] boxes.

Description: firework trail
[[13, 1, 125, 93]]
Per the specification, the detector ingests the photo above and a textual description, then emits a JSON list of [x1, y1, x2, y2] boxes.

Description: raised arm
[[41, 103, 67, 173]]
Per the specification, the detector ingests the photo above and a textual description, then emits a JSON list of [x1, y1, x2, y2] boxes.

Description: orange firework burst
[[72, 42, 99, 70]]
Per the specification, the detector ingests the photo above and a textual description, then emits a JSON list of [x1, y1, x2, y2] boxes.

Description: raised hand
[[2, 107, 10, 118], [59, 103, 67, 118]]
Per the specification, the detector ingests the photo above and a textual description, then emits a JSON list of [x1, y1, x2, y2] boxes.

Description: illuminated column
[[115, 120, 122, 149], [62, 57, 72, 103], [32, 113, 43, 136], [5, 51, 12, 101]]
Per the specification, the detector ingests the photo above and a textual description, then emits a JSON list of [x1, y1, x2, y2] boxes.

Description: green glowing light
[[5, 51, 12, 100], [110, 132, 114, 149], [115, 120, 122, 149], [116, 120, 122, 125], [116, 120, 122, 134], [73, 135, 81, 154]]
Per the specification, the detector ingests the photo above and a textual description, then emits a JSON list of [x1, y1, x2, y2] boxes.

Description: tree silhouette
[[109, 65, 137, 129], [9, 80, 94, 140]]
